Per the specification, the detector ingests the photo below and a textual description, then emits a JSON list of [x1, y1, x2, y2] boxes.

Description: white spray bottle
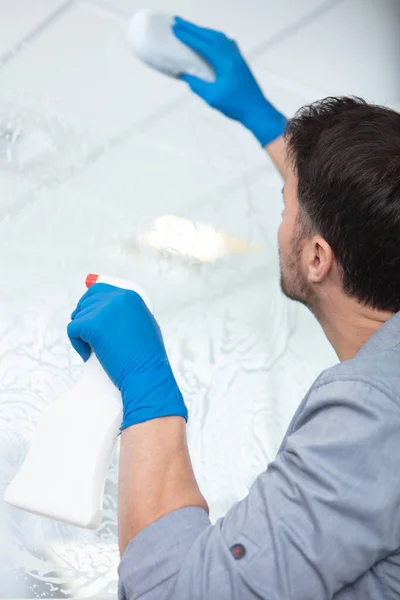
[[4, 274, 152, 530]]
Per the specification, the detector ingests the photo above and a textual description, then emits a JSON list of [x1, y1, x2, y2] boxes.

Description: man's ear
[[306, 235, 333, 283]]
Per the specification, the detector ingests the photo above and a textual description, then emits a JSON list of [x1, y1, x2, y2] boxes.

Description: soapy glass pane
[[0, 3, 339, 597]]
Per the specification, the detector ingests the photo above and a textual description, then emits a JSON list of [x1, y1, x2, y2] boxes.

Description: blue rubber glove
[[67, 283, 188, 430], [172, 17, 286, 146]]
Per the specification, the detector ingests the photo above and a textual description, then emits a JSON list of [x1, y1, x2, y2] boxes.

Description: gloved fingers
[[71, 298, 85, 320], [67, 301, 104, 356], [70, 295, 105, 320], [70, 283, 123, 320], [174, 17, 238, 56], [174, 16, 226, 42], [70, 292, 99, 320], [67, 321, 92, 362], [180, 73, 213, 97], [68, 303, 101, 332], [84, 282, 123, 298], [172, 23, 225, 72]]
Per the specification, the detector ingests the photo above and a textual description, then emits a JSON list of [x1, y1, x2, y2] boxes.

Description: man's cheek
[[277, 221, 289, 255], [277, 222, 283, 248]]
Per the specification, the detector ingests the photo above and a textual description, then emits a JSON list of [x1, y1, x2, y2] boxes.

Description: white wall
[[0, 0, 398, 596]]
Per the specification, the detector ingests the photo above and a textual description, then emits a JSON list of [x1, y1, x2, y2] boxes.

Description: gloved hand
[[67, 283, 188, 430], [172, 17, 286, 146]]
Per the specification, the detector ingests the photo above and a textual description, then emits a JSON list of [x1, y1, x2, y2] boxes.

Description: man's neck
[[318, 294, 394, 361]]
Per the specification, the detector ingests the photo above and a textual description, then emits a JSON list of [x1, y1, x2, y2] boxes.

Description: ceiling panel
[[0, 2, 184, 134], [88, 0, 333, 54], [255, 0, 400, 106], [0, 0, 67, 58], [0, 98, 113, 216]]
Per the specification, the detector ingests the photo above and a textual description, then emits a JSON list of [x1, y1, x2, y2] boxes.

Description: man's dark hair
[[285, 96, 400, 313]]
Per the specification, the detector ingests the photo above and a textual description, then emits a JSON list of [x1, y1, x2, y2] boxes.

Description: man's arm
[[265, 135, 287, 179], [118, 379, 400, 600], [118, 417, 208, 556]]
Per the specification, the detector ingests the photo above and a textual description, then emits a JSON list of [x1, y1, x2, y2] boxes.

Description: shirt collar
[[356, 311, 400, 357]]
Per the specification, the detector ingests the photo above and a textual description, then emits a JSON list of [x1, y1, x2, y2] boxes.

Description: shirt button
[[230, 543, 246, 560]]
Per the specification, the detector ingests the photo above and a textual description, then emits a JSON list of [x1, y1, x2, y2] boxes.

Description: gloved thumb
[[180, 73, 212, 100]]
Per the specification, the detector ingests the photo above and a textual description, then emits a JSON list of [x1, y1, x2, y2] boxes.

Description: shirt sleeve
[[118, 379, 400, 600]]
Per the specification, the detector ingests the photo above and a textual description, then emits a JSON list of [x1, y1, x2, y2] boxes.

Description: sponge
[[127, 9, 215, 82]]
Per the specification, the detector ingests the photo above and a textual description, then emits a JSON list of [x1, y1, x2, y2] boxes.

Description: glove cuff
[[243, 102, 287, 147], [120, 362, 188, 430]]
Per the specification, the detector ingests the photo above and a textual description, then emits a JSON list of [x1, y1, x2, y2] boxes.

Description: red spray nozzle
[[85, 274, 99, 288]]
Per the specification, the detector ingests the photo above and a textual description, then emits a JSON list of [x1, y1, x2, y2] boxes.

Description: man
[[67, 18, 400, 600]]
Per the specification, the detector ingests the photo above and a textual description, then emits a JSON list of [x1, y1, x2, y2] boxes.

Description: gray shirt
[[118, 311, 400, 600]]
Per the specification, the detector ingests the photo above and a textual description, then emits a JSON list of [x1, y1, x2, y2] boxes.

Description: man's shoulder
[[283, 346, 400, 442], [312, 345, 400, 405]]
